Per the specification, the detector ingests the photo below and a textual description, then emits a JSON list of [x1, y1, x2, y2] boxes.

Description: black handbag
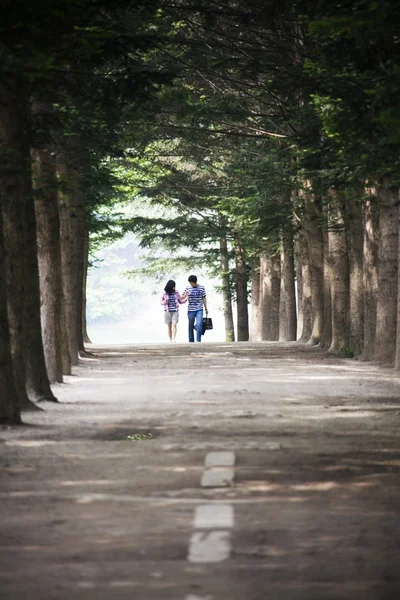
[[202, 315, 213, 335]]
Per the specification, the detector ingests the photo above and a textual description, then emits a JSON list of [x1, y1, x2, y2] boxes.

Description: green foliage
[[5, 0, 400, 280], [126, 433, 153, 441]]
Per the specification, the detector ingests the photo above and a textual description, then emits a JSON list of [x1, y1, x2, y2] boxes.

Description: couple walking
[[161, 275, 208, 343]]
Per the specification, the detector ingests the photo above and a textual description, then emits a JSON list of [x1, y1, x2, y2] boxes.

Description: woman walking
[[161, 280, 187, 342]]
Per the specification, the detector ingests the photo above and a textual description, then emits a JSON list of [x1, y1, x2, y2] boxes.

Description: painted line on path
[[187, 451, 236, 571], [201, 451, 236, 488], [194, 504, 234, 529]]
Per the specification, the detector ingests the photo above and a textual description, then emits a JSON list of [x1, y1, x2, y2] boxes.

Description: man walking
[[183, 275, 208, 343]]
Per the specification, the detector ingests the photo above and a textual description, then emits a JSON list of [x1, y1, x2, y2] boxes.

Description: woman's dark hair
[[164, 280, 176, 295]]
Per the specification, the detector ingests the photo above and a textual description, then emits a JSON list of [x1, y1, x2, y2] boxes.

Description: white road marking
[[185, 595, 214, 600], [201, 467, 234, 487], [194, 504, 234, 529], [204, 451, 235, 467], [188, 531, 231, 563]]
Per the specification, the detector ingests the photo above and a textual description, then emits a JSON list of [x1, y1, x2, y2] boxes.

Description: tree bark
[[234, 234, 249, 341], [250, 257, 261, 342], [219, 225, 235, 342], [32, 142, 64, 385], [25, 157, 57, 402], [82, 229, 92, 344], [260, 250, 281, 340], [395, 192, 400, 370], [279, 231, 297, 341], [328, 190, 350, 355], [0, 208, 21, 424], [57, 149, 80, 365], [301, 184, 324, 345], [374, 185, 398, 365], [0, 84, 40, 412], [322, 228, 332, 347], [347, 195, 364, 356], [75, 195, 86, 354], [295, 226, 313, 342], [362, 191, 379, 361]]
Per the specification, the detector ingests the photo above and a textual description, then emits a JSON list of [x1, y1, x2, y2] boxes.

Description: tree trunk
[[75, 195, 86, 354], [0, 208, 21, 424], [279, 231, 297, 341], [347, 195, 364, 356], [362, 191, 379, 361], [25, 157, 57, 402], [303, 188, 324, 345], [260, 250, 281, 340], [374, 185, 398, 364], [219, 226, 235, 342], [82, 228, 92, 344], [250, 257, 261, 342], [234, 234, 249, 341], [395, 192, 400, 370], [328, 190, 350, 355], [0, 84, 40, 412], [57, 150, 80, 365], [295, 226, 313, 342], [60, 294, 72, 375], [322, 228, 332, 347], [32, 143, 64, 385]]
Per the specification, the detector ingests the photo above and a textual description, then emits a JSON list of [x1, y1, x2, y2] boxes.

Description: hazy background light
[[86, 234, 227, 344]]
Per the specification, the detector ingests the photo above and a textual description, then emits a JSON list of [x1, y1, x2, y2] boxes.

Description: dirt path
[[1, 342, 400, 599]]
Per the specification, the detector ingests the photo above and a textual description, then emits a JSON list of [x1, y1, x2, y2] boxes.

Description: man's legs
[[188, 311, 196, 342], [195, 309, 203, 342]]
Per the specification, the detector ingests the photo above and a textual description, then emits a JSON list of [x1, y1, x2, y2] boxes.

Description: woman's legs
[[172, 322, 177, 342], [167, 323, 172, 341]]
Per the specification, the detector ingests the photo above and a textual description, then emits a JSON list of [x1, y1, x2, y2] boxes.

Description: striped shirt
[[161, 291, 186, 312], [183, 285, 206, 312]]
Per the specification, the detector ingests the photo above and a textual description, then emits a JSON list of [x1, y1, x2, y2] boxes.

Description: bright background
[[86, 234, 226, 344]]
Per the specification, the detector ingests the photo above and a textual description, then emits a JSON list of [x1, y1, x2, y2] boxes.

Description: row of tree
[[1, 0, 400, 424], [0, 0, 173, 422], [124, 0, 400, 366]]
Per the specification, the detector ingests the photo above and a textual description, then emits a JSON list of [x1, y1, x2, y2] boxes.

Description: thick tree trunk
[[32, 144, 64, 385], [25, 161, 57, 402], [303, 189, 324, 345], [374, 185, 398, 365], [219, 228, 235, 342], [0, 85, 40, 412], [328, 190, 350, 354], [0, 208, 21, 424], [295, 226, 313, 342], [347, 195, 364, 356], [250, 257, 261, 342], [82, 229, 92, 344], [234, 235, 249, 341], [279, 231, 297, 341], [362, 192, 379, 361], [260, 250, 281, 340], [395, 193, 400, 370]]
